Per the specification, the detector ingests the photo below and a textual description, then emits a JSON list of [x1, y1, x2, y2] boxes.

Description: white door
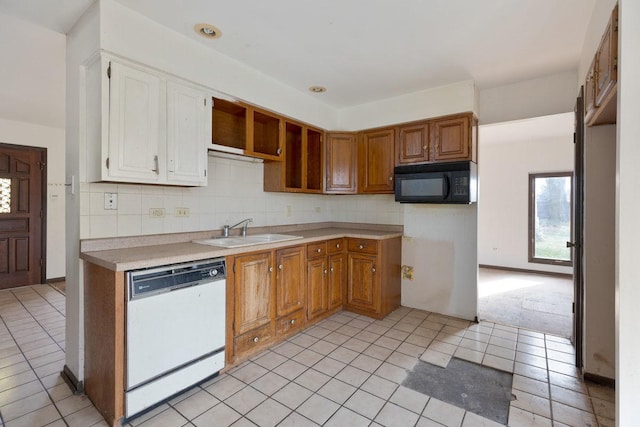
[[108, 61, 162, 182], [166, 81, 209, 185]]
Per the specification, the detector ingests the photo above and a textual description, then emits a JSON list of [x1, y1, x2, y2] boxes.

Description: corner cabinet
[[86, 55, 210, 186], [325, 132, 357, 194], [358, 128, 395, 194]]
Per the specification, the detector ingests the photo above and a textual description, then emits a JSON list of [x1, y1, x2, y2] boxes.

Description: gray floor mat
[[402, 358, 513, 424]]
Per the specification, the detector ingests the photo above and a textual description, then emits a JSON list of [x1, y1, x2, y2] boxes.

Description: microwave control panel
[[452, 176, 469, 196]]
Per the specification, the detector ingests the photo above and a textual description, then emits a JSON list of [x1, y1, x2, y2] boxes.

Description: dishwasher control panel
[[127, 258, 226, 300]]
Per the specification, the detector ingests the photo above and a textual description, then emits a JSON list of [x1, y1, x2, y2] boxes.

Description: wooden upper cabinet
[[397, 122, 429, 165], [431, 114, 470, 162], [275, 246, 305, 318], [585, 4, 618, 126], [264, 121, 324, 193], [595, 4, 618, 108], [211, 98, 283, 160], [325, 132, 357, 194], [358, 128, 395, 194], [251, 109, 282, 160]]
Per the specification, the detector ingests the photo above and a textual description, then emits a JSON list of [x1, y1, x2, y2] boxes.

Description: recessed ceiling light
[[309, 86, 326, 93], [194, 23, 221, 39]]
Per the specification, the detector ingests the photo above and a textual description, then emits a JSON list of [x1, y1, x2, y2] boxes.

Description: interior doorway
[[0, 143, 46, 289]]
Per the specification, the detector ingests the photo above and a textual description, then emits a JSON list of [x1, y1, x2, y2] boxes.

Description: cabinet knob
[[324, 269, 328, 274], [336, 244, 340, 248], [269, 267, 273, 272], [372, 267, 376, 273], [359, 245, 364, 249], [317, 248, 322, 253], [423, 145, 427, 150], [253, 337, 259, 343], [330, 267, 334, 272], [278, 264, 283, 270], [290, 319, 296, 325], [388, 176, 393, 181], [276, 148, 282, 155]]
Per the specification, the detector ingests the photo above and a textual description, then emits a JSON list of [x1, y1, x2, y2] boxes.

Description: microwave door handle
[[443, 175, 451, 199]]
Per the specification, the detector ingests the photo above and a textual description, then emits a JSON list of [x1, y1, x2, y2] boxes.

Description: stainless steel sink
[[193, 234, 303, 248]]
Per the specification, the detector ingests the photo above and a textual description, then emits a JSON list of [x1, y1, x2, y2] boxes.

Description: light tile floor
[[0, 285, 615, 427]]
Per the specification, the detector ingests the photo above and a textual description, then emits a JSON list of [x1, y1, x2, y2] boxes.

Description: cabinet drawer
[[234, 324, 273, 355], [327, 238, 344, 255], [347, 238, 378, 255], [276, 309, 306, 336], [307, 242, 327, 259]]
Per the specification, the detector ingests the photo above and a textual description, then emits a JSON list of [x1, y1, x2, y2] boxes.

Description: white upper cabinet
[[85, 54, 210, 186], [166, 81, 210, 185]]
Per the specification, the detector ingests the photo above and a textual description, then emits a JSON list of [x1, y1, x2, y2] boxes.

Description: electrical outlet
[[175, 207, 190, 217], [149, 208, 165, 218], [104, 193, 117, 210]]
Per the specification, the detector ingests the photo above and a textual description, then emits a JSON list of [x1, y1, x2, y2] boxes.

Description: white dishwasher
[[125, 258, 226, 418]]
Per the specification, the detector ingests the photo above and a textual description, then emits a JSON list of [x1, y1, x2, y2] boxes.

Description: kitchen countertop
[[80, 224, 403, 272]]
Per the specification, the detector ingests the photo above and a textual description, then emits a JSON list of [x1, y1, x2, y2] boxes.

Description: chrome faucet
[[222, 218, 253, 237]]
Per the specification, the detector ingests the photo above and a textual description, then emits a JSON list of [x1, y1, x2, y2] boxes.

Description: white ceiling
[[0, 0, 596, 109]]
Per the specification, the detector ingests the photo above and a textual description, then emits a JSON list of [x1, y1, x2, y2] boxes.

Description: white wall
[[616, 0, 640, 422], [479, 71, 578, 125], [583, 125, 615, 379], [338, 80, 477, 131], [478, 114, 574, 275], [0, 118, 66, 279], [0, 12, 66, 281], [401, 205, 478, 320]]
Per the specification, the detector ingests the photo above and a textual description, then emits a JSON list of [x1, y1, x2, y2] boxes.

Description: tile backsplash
[[80, 155, 403, 239]]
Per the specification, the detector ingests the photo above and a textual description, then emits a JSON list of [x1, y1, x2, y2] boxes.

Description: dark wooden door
[[570, 88, 585, 369], [0, 143, 45, 289]]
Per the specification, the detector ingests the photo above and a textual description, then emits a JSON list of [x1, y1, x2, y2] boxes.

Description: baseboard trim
[[61, 365, 84, 395], [479, 264, 572, 278], [584, 372, 615, 388], [47, 276, 65, 283]]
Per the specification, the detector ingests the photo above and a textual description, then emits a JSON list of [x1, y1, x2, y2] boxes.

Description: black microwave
[[394, 161, 477, 204]]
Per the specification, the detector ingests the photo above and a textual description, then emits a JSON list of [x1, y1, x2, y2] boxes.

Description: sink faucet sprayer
[[222, 218, 253, 237]]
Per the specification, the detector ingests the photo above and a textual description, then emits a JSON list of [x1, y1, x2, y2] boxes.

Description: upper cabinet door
[[431, 114, 470, 162], [397, 123, 429, 165], [595, 4, 618, 108], [358, 128, 395, 193], [166, 81, 209, 185], [108, 61, 162, 182], [325, 132, 357, 194]]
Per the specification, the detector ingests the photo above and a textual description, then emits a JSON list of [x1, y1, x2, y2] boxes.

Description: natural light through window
[[0, 178, 10, 213], [529, 173, 572, 266]]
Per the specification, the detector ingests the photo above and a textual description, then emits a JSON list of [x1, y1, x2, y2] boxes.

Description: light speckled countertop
[[80, 223, 403, 272]]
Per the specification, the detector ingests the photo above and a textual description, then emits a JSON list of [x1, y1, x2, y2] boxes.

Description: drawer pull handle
[[253, 337, 259, 343], [336, 244, 340, 248], [290, 319, 295, 325], [317, 248, 322, 253]]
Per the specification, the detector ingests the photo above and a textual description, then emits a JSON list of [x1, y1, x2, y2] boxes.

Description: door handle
[[566, 241, 578, 248]]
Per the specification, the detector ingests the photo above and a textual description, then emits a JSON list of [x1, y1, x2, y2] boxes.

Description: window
[[529, 172, 572, 266]]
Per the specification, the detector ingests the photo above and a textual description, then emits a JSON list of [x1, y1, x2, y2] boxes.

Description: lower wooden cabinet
[[344, 237, 401, 319], [227, 236, 400, 364]]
